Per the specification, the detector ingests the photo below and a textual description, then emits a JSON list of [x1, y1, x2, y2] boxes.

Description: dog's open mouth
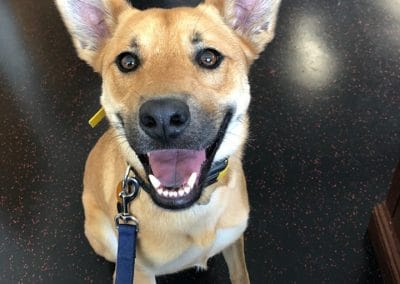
[[137, 111, 232, 210], [140, 148, 209, 209]]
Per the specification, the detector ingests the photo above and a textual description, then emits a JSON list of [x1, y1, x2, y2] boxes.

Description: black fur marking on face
[[191, 32, 202, 44], [130, 38, 139, 50]]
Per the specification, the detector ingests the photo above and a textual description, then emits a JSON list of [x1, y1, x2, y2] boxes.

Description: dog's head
[[56, 0, 281, 209]]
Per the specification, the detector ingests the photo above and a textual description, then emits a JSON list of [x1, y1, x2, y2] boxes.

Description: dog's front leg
[[112, 269, 156, 284], [133, 269, 156, 284], [222, 235, 250, 284]]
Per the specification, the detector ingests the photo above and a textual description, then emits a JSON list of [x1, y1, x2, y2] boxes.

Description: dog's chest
[[147, 221, 247, 275]]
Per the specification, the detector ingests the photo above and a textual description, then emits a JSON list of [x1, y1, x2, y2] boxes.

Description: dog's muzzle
[[122, 96, 233, 210]]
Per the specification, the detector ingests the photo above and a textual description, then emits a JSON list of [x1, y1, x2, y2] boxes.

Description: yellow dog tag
[[217, 161, 229, 180], [115, 181, 123, 203], [88, 107, 105, 128]]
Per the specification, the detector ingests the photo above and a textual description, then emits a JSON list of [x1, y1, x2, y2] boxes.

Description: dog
[[56, 0, 281, 282]]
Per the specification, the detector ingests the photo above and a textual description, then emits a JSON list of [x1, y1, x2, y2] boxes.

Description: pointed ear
[[206, 0, 281, 58], [55, 0, 131, 71]]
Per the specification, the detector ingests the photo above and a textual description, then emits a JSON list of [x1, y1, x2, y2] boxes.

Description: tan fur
[[56, 0, 281, 282]]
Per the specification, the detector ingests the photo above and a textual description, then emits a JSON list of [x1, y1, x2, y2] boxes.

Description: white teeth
[[155, 187, 192, 198], [154, 187, 192, 198], [187, 172, 197, 189], [149, 174, 161, 189], [151, 173, 196, 199], [183, 185, 191, 195], [156, 189, 180, 198]]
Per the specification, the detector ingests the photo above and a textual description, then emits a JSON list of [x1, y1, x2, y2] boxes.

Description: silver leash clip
[[115, 166, 140, 228]]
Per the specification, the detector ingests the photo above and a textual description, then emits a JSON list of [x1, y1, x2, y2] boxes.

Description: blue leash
[[115, 167, 140, 284], [115, 224, 138, 284]]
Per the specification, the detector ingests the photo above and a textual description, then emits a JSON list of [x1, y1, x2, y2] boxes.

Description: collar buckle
[[115, 166, 140, 228]]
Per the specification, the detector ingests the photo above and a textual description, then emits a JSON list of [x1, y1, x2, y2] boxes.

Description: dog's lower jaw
[[131, 154, 232, 209]]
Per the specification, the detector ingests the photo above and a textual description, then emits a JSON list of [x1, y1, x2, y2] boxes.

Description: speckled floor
[[1, 0, 399, 283]]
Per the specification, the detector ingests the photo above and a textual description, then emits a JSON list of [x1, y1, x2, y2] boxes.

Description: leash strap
[[115, 166, 140, 284], [115, 224, 138, 284]]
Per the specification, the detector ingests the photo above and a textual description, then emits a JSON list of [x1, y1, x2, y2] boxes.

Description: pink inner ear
[[233, 0, 270, 32], [72, 0, 109, 43]]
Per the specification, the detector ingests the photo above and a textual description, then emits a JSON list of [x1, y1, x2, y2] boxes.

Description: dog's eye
[[116, 52, 140, 73], [196, 48, 223, 69]]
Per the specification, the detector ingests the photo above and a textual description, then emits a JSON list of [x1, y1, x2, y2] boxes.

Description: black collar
[[204, 158, 229, 187]]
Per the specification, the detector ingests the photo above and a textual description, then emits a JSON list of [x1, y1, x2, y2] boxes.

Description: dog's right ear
[[55, 0, 131, 71], [205, 0, 281, 61]]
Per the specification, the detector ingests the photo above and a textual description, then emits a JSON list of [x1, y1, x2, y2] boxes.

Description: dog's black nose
[[139, 98, 190, 143]]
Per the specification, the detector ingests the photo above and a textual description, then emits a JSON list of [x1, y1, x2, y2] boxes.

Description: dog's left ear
[[206, 0, 281, 59]]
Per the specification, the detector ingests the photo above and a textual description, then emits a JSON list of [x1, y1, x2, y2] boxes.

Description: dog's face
[[57, 0, 281, 209]]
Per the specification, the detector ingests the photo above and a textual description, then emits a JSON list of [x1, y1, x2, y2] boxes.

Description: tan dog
[[56, 0, 281, 282]]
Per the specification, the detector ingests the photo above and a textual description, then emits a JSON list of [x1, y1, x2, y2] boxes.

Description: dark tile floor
[[1, 0, 399, 283]]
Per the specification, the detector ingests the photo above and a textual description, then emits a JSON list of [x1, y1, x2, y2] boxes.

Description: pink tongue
[[148, 149, 206, 188]]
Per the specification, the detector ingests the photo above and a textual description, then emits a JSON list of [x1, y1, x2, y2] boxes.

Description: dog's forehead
[[112, 6, 236, 51], [100, 6, 249, 102]]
